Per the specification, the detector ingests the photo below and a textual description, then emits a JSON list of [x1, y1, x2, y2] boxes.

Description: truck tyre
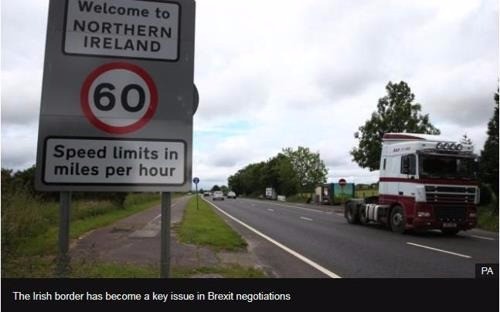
[[345, 201, 360, 224], [359, 206, 368, 225], [390, 205, 406, 234]]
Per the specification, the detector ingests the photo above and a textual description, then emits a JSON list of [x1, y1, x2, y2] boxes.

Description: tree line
[[228, 147, 328, 197]]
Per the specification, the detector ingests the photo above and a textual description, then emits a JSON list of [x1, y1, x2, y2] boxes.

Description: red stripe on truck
[[379, 177, 478, 186]]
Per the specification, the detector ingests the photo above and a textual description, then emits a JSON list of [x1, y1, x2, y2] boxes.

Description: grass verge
[[477, 205, 499, 232], [17, 193, 161, 257], [176, 196, 247, 251], [2, 193, 161, 277]]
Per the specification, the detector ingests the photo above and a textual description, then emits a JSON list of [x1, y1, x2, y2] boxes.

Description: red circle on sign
[[80, 62, 158, 134], [339, 178, 347, 186]]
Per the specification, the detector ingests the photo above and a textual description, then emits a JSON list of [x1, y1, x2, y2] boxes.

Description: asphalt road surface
[[204, 197, 498, 278]]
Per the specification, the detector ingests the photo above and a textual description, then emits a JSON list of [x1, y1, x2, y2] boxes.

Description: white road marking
[[336, 213, 344, 217], [268, 208, 274, 212], [406, 242, 471, 259], [300, 216, 313, 222], [152, 203, 178, 221], [132, 203, 180, 238], [253, 200, 328, 214], [204, 198, 341, 278], [469, 235, 495, 241]]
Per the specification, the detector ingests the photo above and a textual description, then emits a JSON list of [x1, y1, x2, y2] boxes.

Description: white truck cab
[[346, 133, 479, 234]]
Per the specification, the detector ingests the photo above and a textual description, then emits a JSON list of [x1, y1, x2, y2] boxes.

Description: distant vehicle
[[345, 133, 478, 235], [227, 191, 237, 199], [265, 187, 277, 200], [212, 191, 224, 200], [203, 192, 211, 197]]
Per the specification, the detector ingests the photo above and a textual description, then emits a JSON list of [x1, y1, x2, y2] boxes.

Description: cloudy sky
[[1, 0, 498, 190]]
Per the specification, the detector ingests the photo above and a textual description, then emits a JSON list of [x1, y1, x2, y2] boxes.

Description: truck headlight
[[417, 212, 431, 217], [415, 185, 426, 202], [474, 187, 480, 205]]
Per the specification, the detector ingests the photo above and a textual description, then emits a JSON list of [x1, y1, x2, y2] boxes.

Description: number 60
[[93, 83, 145, 113]]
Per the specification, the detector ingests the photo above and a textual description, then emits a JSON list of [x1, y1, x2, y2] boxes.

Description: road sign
[[339, 178, 347, 186], [81, 62, 158, 134], [64, 0, 180, 61], [193, 177, 199, 184], [35, 0, 196, 192]]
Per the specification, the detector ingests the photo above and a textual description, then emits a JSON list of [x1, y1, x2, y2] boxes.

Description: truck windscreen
[[419, 154, 477, 179]]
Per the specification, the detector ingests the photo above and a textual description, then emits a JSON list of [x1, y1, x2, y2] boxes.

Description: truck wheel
[[345, 202, 360, 224], [390, 205, 406, 234], [359, 206, 368, 225], [441, 228, 459, 236]]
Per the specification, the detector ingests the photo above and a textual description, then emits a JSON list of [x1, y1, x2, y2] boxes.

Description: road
[[204, 197, 498, 278]]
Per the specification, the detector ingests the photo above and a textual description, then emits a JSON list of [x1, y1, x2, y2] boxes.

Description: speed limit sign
[[81, 62, 158, 134], [36, 0, 195, 192]]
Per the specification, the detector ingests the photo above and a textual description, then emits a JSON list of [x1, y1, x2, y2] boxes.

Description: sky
[[1, 0, 499, 190]]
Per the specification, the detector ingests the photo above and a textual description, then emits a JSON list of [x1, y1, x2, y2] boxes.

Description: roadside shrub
[[479, 184, 493, 205]]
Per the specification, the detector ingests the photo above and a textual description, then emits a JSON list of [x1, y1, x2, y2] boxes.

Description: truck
[[345, 133, 479, 235], [265, 187, 277, 200]]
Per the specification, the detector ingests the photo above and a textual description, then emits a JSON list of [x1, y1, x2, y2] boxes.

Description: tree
[[282, 146, 328, 193], [479, 90, 499, 202], [220, 185, 229, 194], [460, 133, 473, 145], [211, 185, 221, 192], [351, 81, 440, 171], [227, 162, 266, 196], [262, 153, 299, 196]]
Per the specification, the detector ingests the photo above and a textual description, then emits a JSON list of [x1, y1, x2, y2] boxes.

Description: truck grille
[[425, 186, 476, 204], [424, 185, 475, 222]]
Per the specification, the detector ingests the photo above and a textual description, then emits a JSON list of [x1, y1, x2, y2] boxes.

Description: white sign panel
[[65, 0, 180, 60], [81, 62, 158, 134], [43, 138, 186, 185]]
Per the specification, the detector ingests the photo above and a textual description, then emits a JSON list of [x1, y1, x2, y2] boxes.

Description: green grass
[[14, 193, 161, 257], [2, 193, 161, 277], [477, 205, 499, 232], [176, 196, 247, 251], [355, 188, 378, 198], [286, 194, 311, 203]]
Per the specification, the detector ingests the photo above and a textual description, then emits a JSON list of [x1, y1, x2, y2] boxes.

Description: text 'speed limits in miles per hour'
[[43, 138, 186, 185]]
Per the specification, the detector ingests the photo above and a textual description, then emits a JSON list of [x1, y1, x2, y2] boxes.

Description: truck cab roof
[[382, 133, 474, 157]]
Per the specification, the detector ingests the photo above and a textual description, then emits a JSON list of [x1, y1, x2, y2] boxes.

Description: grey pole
[[57, 191, 71, 277], [195, 184, 199, 210], [160, 192, 171, 278]]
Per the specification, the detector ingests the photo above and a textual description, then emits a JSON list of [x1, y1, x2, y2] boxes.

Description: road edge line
[[469, 235, 495, 241], [203, 198, 341, 278], [406, 242, 472, 259]]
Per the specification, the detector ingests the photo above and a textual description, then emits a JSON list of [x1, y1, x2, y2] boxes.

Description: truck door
[[399, 154, 417, 208]]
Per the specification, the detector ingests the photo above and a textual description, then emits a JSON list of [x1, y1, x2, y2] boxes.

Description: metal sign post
[[193, 177, 199, 210], [57, 192, 71, 277], [339, 178, 347, 205], [160, 192, 171, 278]]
